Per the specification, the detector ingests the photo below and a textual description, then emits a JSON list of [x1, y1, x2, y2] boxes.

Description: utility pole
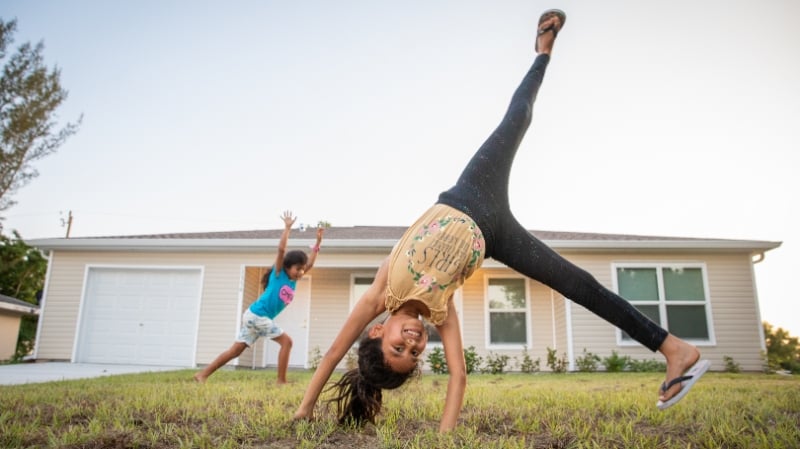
[[61, 210, 73, 238]]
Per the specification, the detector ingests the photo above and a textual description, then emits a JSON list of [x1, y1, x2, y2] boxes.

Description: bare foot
[[193, 373, 207, 383], [657, 334, 701, 402], [535, 10, 566, 55]]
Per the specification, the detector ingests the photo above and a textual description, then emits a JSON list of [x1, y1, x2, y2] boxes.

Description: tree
[[0, 230, 47, 361], [0, 18, 81, 220], [763, 322, 800, 374]]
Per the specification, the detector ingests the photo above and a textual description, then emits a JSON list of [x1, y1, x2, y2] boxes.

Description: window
[[487, 278, 528, 346], [615, 265, 711, 342], [351, 276, 387, 332]]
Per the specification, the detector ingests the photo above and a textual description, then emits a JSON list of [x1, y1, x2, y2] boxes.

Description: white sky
[[3, 1, 798, 336]]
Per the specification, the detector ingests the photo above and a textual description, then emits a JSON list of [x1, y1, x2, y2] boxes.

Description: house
[[27, 226, 780, 372], [0, 293, 40, 361]]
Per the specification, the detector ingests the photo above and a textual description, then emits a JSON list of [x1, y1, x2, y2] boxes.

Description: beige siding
[[562, 251, 764, 372], [460, 272, 485, 353], [37, 246, 766, 372], [0, 314, 22, 360], [306, 269, 356, 369], [566, 254, 642, 363], [38, 251, 273, 362]]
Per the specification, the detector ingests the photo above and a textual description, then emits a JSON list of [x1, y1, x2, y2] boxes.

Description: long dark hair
[[325, 335, 417, 425], [261, 250, 309, 291]]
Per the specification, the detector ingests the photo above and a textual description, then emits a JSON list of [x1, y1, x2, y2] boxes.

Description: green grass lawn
[[1, 369, 798, 448]]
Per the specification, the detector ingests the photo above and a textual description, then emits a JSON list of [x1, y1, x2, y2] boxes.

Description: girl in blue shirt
[[194, 211, 324, 384]]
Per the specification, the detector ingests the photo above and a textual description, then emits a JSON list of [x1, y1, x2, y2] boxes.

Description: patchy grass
[[1, 369, 798, 448]]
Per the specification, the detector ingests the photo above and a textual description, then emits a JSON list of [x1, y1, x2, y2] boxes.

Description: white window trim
[[611, 262, 716, 346], [484, 275, 531, 350], [349, 273, 377, 310]]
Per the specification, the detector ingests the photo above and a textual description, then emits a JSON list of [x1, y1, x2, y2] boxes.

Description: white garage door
[[75, 267, 202, 366]]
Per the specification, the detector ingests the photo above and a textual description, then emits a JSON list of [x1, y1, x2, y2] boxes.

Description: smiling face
[[369, 313, 429, 373], [285, 263, 306, 281]]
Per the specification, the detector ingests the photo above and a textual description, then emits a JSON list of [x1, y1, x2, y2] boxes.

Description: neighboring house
[[0, 294, 40, 361], [27, 227, 780, 372]]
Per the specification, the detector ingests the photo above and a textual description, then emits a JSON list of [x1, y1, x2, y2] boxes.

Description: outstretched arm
[[436, 297, 467, 432], [293, 257, 390, 421], [273, 211, 297, 275], [303, 227, 325, 273]]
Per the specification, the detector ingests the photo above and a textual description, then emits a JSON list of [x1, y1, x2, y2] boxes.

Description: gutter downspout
[[751, 252, 767, 354], [565, 294, 575, 372]]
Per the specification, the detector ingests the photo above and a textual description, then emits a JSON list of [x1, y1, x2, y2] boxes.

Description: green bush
[[482, 352, 510, 374], [627, 358, 666, 372], [426, 347, 448, 374], [426, 346, 482, 374], [602, 350, 630, 372], [518, 347, 541, 374], [464, 346, 482, 374], [764, 323, 800, 374], [546, 347, 568, 373], [345, 348, 358, 371], [308, 346, 322, 371], [723, 355, 741, 373], [575, 348, 601, 372]]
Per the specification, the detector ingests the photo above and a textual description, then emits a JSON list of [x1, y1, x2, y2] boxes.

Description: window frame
[[484, 275, 531, 349], [611, 262, 716, 346]]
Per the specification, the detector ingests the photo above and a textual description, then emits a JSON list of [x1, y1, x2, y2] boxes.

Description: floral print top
[[386, 203, 485, 326]]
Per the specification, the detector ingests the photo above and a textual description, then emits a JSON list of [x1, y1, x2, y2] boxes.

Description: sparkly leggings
[[437, 54, 668, 351]]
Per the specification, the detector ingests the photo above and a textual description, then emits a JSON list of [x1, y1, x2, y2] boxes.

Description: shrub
[[482, 352, 510, 374], [723, 355, 741, 373], [464, 346, 482, 374], [575, 349, 601, 372], [546, 347, 568, 373], [627, 358, 666, 372], [345, 348, 358, 371], [308, 346, 322, 371], [518, 346, 541, 374], [602, 350, 630, 372], [426, 347, 448, 374]]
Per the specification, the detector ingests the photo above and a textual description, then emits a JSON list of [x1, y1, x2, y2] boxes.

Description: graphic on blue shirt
[[249, 268, 296, 319]]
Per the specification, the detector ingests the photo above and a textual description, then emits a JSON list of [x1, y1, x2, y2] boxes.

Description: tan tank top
[[386, 204, 485, 325]]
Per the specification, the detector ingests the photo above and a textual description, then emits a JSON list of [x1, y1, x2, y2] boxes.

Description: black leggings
[[438, 54, 668, 351]]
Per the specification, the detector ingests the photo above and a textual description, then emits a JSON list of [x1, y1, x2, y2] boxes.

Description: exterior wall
[[306, 268, 358, 369], [0, 313, 22, 361], [37, 250, 276, 362], [563, 251, 764, 372], [459, 271, 486, 355], [36, 246, 766, 372]]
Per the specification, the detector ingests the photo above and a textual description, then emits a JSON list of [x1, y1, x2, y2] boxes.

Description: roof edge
[[27, 237, 781, 252]]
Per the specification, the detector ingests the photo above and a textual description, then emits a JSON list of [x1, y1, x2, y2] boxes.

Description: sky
[[2, 1, 798, 336]]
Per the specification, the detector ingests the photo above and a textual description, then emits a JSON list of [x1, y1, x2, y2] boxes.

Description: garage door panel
[[77, 268, 201, 366]]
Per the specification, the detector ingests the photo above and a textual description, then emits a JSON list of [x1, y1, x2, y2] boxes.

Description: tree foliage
[[0, 230, 46, 302], [0, 230, 46, 361], [0, 18, 81, 217], [764, 322, 800, 374]]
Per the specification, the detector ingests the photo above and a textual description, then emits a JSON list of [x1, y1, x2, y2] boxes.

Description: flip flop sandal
[[656, 359, 711, 410], [535, 9, 567, 52]]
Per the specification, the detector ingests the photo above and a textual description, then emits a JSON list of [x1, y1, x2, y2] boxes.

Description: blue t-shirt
[[249, 268, 297, 319]]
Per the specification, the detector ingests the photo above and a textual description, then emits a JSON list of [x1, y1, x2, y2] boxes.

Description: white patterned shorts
[[236, 309, 284, 346]]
